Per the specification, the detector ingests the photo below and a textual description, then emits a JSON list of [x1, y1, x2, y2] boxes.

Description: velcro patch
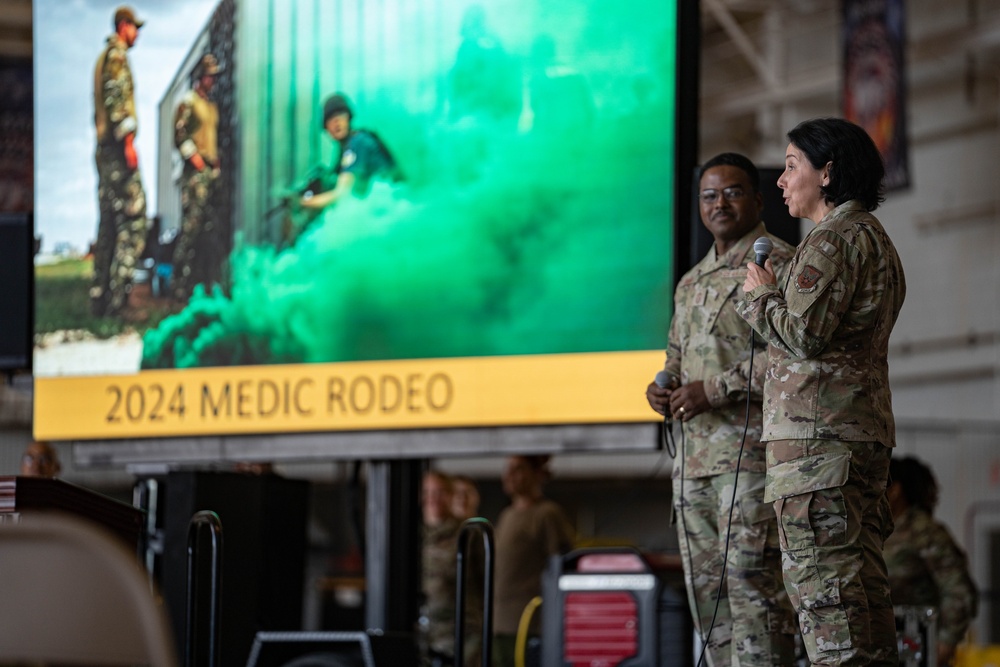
[[796, 265, 823, 290]]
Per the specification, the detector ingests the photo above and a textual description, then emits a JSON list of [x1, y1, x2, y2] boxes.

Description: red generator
[[541, 548, 692, 667]]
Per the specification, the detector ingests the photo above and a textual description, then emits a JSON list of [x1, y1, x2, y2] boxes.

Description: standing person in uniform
[[492, 455, 574, 667], [646, 153, 798, 667], [420, 470, 482, 667], [739, 117, 907, 666], [91, 5, 147, 318], [172, 53, 223, 302], [298, 93, 402, 219], [449, 4, 519, 124], [884, 456, 977, 666]]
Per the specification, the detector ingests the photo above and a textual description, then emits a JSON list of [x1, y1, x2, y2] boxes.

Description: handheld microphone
[[753, 236, 773, 268], [653, 370, 674, 430]]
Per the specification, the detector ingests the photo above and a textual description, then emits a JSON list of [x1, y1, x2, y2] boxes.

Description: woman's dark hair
[[889, 456, 939, 514], [700, 152, 760, 192], [787, 117, 885, 211]]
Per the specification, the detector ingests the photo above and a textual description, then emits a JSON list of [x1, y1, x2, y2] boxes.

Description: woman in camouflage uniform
[[739, 117, 907, 666]]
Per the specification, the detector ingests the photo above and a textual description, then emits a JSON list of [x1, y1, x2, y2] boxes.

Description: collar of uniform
[[712, 221, 768, 270], [820, 199, 867, 223]]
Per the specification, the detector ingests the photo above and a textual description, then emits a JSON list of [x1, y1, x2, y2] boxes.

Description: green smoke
[[141, 0, 677, 369]]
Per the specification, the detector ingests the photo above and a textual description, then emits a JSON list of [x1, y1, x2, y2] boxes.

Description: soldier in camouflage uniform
[[739, 118, 907, 666], [884, 456, 977, 666], [647, 153, 798, 667], [172, 53, 224, 302], [421, 470, 483, 667], [91, 5, 147, 318]]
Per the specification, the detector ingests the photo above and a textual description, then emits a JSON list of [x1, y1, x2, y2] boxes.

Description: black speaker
[[0, 212, 33, 371], [152, 471, 310, 667], [244, 631, 419, 667], [687, 166, 801, 274]]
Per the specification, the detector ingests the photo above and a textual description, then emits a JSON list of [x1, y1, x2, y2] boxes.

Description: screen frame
[[33, 0, 699, 454]]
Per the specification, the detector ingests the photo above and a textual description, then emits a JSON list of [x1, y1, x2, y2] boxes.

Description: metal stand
[[896, 605, 938, 667], [456, 517, 495, 667], [186, 510, 223, 667]]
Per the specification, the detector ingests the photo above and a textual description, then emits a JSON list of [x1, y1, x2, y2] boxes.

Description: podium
[[0, 476, 145, 552]]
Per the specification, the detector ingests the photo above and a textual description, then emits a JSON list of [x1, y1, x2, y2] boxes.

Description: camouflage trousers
[[673, 471, 798, 667], [92, 144, 147, 317], [765, 440, 897, 666], [172, 166, 222, 300]]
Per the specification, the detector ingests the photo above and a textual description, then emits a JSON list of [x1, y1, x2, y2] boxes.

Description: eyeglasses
[[699, 186, 748, 205]]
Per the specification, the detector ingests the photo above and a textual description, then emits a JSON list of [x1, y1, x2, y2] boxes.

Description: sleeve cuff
[[746, 283, 779, 302], [179, 139, 198, 160], [704, 375, 727, 408], [113, 116, 137, 141]]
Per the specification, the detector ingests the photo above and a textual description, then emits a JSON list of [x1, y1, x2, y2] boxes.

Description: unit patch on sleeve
[[796, 265, 823, 291]]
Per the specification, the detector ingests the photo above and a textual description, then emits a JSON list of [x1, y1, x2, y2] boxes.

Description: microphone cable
[[680, 329, 757, 667], [657, 409, 677, 466]]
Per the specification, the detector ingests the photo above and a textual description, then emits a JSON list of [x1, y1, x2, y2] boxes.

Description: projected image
[[35, 0, 676, 371]]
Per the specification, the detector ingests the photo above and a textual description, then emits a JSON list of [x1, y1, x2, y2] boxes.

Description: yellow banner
[[34, 350, 665, 440]]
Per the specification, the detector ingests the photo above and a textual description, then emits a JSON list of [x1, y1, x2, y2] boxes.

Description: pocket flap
[[764, 452, 851, 503]]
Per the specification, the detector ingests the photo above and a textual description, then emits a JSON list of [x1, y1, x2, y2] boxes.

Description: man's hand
[[668, 380, 711, 422], [645, 380, 673, 416], [124, 134, 138, 170]]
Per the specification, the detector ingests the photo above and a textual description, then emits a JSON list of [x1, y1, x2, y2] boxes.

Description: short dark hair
[[889, 456, 939, 514], [787, 117, 885, 211], [699, 152, 760, 192]]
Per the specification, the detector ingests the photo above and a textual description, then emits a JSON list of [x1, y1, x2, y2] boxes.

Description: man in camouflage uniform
[[172, 53, 223, 302], [421, 470, 483, 667], [91, 5, 147, 318], [885, 456, 977, 666], [739, 118, 907, 666], [647, 153, 798, 666]]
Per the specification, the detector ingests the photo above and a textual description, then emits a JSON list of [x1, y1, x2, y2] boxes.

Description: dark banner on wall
[[842, 0, 909, 191], [0, 57, 33, 213]]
